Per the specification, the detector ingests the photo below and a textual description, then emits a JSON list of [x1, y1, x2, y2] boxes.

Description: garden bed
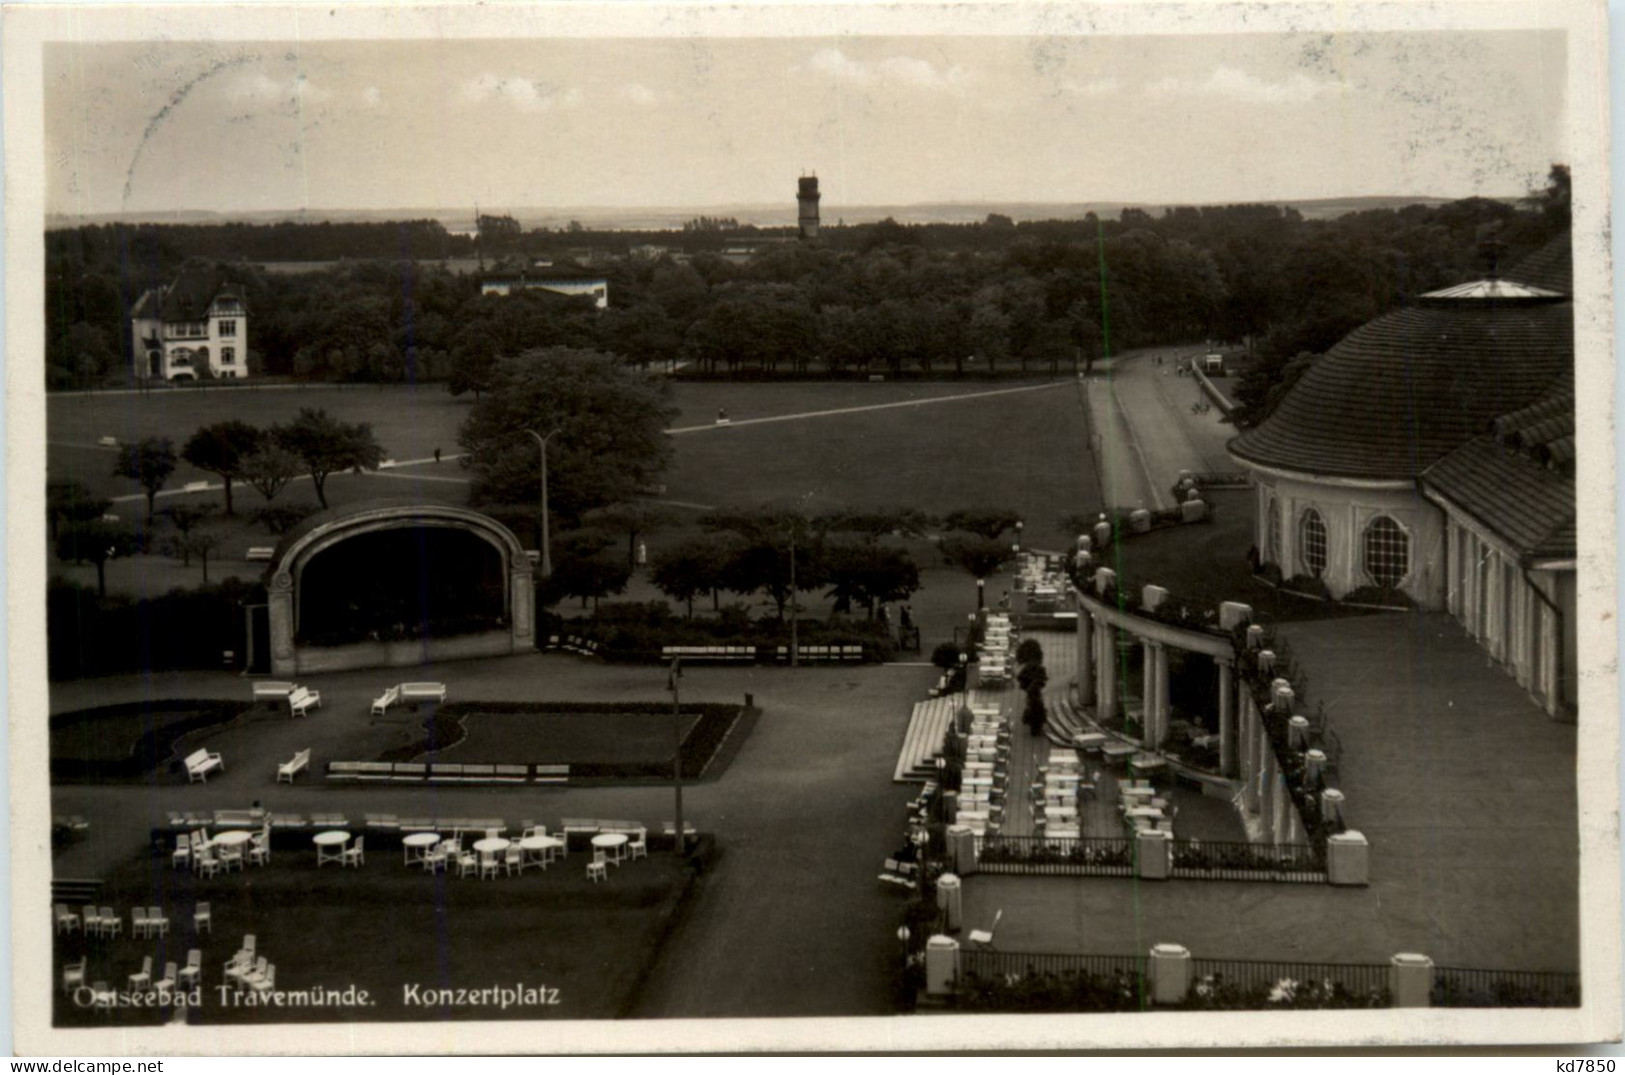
[[50, 700, 249, 783]]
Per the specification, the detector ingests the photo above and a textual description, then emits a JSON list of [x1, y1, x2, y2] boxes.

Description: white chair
[[194, 900, 212, 935], [248, 833, 271, 867], [457, 848, 478, 879], [55, 903, 79, 935], [90, 981, 116, 1013], [627, 830, 648, 861], [177, 949, 203, 989], [80, 904, 99, 937], [478, 849, 500, 880], [245, 962, 276, 993], [153, 961, 178, 997], [147, 906, 169, 938], [171, 836, 192, 870], [422, 845, 448, 873], [99, 906, 122, 939], [62, 957, 86, 995], [128, 956, 153, 992], [195, 850, 221, 879], [341, 836, 366, 868], [586, 850, 608, 883], [503, 844, 523, 876], [219, 845, 245, 873], [968, 909, 1003, 949]]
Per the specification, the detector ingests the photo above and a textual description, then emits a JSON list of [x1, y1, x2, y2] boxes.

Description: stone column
[[267, 571, 296, 677], [1077, 609, 1095, 707], [1157, 643, 1170, 746], [1098, 625, 1117, 722], [1218, 657, 1236, 778], [925, 936, 960, 996], [1148, 944, 1192, 1004], [1141, 642, 1157, 748], [1389, 954, 1434, 1008]]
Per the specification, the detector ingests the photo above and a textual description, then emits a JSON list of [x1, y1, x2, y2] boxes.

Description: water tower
[[797, 175, 821, 240]]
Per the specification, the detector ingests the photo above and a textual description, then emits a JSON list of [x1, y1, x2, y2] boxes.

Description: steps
[[893, 694, 962, 783], [1044, 694, 1091, 746], [52, 878, 103, 905]]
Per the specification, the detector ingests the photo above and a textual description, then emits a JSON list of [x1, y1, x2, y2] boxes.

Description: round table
[[211, 831, 253, 847], [591, 832, 629, 865], [403, 832, 440, 865], [472, 837, 510, 854], [313, 830, 349, 867], [519, 835, 564, 870]]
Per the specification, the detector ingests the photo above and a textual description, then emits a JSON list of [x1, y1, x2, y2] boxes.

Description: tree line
[[46, 172, 1568, 401]]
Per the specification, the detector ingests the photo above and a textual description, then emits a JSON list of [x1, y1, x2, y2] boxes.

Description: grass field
[[54, 842, 697, 1025], [433, 710, 702, 765], [48, 379, 1101, 599]]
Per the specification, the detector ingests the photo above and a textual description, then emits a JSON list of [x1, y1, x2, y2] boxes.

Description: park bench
[[213, 808, 266, 828], [182, 481, 211, 493], [252, 680, 296, 703], [390, 763, 427, 782], [561, 818, 601, 839], [97, 436, 118, 447], [246, 547, 275, 562], [277, 749, 311, 784], [661, 645, 755, 662], [878, 858, 919, 890], [661, 820, 698, 838], [185, 749, 223, 783], [288, 686, 321, 718], [534, 764, 570, 785], [371, 685, 400, 716], [400, 682, 447, 704]]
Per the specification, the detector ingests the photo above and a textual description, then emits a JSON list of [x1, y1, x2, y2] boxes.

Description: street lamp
[[524, 428, 562, 577], [1015, 520, 1024, 555]]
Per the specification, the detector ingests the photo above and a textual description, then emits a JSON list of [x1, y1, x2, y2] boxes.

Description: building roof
[[150, 260, 244, 322], [1421, 433, 1575, 562], [1228, 293, 1573, 480], [1502, 231, 1572, 296]]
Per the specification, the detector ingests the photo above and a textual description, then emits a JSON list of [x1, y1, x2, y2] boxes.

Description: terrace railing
[[1431, 966, 1581, 1008], [975, 834, 1134, 877], [1189, 958, 1390, 1003], [1170, 839, 1326, 883], [955, 951, 1152, 1012]]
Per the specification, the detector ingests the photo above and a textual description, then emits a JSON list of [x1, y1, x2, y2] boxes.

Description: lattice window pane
[[1299, 509, 1327, 577], [1266, 497, 1281, 562], [1364, 515, 1409, 588]]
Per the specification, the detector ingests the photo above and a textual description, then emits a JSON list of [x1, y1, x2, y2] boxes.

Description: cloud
[[1145, 65, 1345, 104], [804, 47, 970, 92], [461, 74, 582, 111], [621, 82, 663, 106], [229, 71, 331, 105]]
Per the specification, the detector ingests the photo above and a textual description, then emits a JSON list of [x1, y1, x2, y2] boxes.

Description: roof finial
[[1479, 236, 1509, 280]]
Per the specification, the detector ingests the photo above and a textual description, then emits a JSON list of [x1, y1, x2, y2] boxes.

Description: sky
[[44, 31, 1567, 219]]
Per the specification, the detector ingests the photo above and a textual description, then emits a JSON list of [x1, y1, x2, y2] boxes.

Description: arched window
[[1363, 515, 1410, 588], [1299, 508, 1327, 578], [1265, 496, 1281, 563]]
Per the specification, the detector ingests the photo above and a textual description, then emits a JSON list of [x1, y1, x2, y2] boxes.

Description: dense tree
[[161, 503, 216, 566], [459, 348, 678, 521], [113, 437, 177, 522], [584, 501, 679, 572], [649, 537, 733, 618], [944, 507, 1021, 541], [941, 537, 1012, 607], [47, 479, 110, 541], [821, 542, 921, 618], [273, 408, 385, 509], [241, 445, 304, 503], [700, 506, 825, 620], [541, 529, 632, 610], [182, 420, 263, 515], [56, 520, 136, 597], [253, 503, 317, 536]]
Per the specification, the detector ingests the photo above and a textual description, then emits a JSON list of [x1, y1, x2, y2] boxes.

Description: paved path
[[667, 381, 1071, 435], [48, 653, 935, 1018]]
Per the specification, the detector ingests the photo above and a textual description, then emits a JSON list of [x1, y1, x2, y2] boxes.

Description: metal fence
[[1190, 958, 1390, 1001], [975, 834, 1134, 877], [1170, 840, 1327, 882], [961, 949, 1150, 982], [1432, 966, 1581, 1008]]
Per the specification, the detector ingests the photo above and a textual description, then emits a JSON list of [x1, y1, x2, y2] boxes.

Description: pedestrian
[[433, 447, 441, 463], [900, 605, 913, 629], [636, 540, 647, 567]]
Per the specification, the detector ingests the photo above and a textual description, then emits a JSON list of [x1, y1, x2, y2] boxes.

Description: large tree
[[273, 408, 385, 509], [240, 445, 304, 503], [182, 420, 263, 515], [584, 501, 679, 572], [161, 503, 216, 566], [56, 520, 135, 597], [649, 537, 733, 619], [943, 507, 1021, 541], [113, 437, 177, 522], [47, 479, 110, 541], [941, 536, 1013, 608], [458, 347, 679, 522], [701, 506, 825, 620], [822, 542, 921, 618]]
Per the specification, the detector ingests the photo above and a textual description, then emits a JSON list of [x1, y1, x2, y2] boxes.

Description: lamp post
[[789, 524, 799, 669], [1014, 520, 1024, 555], [668, 656, 685, 856], [524, 428, 562, 577]]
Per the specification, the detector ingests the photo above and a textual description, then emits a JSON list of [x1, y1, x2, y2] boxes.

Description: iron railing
[[975, 834, 1134, 876], [1432, 966, 1581, 1008], [1170, 839, 1326, 881], [1189, 958, 1390, 1002]]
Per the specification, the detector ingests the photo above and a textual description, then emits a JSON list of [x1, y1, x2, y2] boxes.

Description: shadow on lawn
[[54, 836, 715, 1026]]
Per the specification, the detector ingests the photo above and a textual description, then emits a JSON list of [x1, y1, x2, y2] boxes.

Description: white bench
[[97, 436, 118, 447], [246, 547, 275, 562], [252, 681, 296, 703], [288, 687, 321, 718], [185, 749, 223, 783], [400, 682, 446, 704], [183, 481, 211, 493], [278, 750, 311, 784], [370, 685, 400, 716]]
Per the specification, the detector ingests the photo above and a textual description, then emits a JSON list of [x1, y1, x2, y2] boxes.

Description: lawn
[[416, 709, 702, 766], [49, 701, 248, 783], [53, 838, 701, 1026]]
